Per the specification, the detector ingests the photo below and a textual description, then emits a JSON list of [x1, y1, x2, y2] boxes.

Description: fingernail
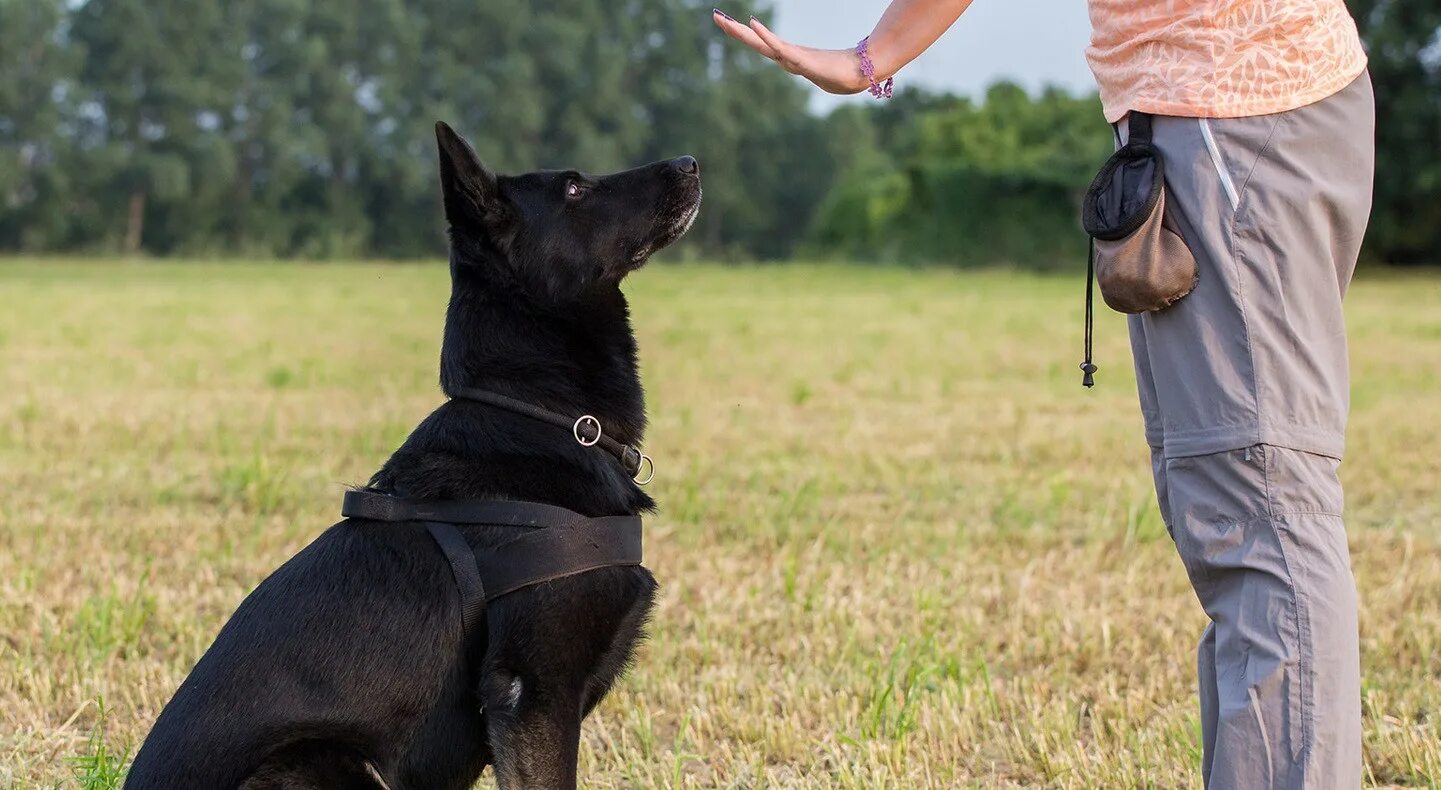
[[713, 8, 733, 20]]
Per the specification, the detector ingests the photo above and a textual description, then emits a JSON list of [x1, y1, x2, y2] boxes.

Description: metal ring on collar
[[634, 454, 655, 486], [573, 415, 601, 447]]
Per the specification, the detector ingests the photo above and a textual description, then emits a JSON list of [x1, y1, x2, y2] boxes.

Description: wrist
[[855, 36, 894, 99], [845, 48, 871, 93]]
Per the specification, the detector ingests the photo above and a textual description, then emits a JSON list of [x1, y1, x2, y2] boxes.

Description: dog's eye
[[565, 180, 587, 200]]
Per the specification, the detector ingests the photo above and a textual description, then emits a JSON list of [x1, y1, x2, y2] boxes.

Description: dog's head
[[435, 121, 700, 303]]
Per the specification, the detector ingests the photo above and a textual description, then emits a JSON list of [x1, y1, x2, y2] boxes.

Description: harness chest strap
[[475, 517, 642, 600], [341, 490, 644, 625], [423, 521, 488, 638]]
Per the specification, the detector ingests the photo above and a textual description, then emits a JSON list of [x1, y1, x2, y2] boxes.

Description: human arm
[[711, 0, 976, 95]]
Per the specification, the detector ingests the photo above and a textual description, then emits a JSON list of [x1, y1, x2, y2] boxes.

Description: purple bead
[[856, 36, 892, 100]]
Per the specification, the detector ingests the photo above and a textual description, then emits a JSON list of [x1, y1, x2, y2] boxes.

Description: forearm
[[866, 0, 975, 79]]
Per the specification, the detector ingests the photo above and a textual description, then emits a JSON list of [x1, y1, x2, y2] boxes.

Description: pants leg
[[1165, 446, 1359, 789], [1198, 622, 1220, 785], [1124, 72, 1374, 787]]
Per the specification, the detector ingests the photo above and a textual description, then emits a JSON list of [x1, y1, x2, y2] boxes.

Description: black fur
[[124, 122, 701, 790]]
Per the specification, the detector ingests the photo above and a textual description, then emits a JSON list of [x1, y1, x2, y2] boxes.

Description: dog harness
[[342, 390, 651, 640], [342, 490, 644, 640]]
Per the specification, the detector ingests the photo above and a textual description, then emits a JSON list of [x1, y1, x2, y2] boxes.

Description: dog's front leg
[[484, 676, 582, 789]]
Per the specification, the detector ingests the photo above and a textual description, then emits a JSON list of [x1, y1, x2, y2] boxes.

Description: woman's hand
[[712, 10, 869, 95]]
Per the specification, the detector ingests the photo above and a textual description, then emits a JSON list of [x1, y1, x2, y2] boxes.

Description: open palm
[[712, 10, 868, 95]]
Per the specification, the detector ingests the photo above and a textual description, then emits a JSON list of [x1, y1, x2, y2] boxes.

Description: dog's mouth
[[629, 185, 702, 269]]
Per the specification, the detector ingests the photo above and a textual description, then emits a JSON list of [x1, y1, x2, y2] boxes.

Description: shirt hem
[[1101, 59, 1369, 123]]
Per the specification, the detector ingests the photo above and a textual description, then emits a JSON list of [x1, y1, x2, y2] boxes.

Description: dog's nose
[[671, 155, 699, 176]]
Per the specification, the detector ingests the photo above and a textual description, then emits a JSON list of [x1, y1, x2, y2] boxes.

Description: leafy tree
[[1351, 0, 1441, 264], [70, 0, 237, 253], [0, 0, 78, 250], [808, 83, 1112, 267], [2, 0, 1435, 266]]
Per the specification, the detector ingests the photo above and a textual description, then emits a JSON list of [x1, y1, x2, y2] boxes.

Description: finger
[[723, 21, 778, 59], [747, 17, 794, 64], [713, 10, 777, 58]]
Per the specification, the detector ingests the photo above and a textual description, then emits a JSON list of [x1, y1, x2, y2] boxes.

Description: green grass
[[1, 259, 1438, 788], [62, 699, 128, 790]]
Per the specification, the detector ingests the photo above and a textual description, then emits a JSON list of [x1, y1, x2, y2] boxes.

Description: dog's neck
[[438, 262, 647, 447]]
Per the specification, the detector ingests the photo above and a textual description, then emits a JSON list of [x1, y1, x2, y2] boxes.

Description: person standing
[[712, 2, 1373, 787]]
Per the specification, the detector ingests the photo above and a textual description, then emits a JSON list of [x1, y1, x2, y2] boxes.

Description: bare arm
[[712, 0, 975, 95]]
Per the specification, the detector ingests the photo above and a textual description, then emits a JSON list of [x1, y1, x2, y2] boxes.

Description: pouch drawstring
[[1081, 237, 1098, 388]]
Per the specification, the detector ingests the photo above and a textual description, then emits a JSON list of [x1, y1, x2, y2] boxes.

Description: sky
[[765, 0, 1098, 111]]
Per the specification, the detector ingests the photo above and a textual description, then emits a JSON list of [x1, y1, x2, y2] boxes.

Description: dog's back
[[127, 521, 477, 788]]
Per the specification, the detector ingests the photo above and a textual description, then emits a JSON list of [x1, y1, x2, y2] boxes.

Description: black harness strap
[[423, 521, 487, 639], [342, 490, 643, 606], [478, 517, 643, 601], [343, 490, 599, 529]]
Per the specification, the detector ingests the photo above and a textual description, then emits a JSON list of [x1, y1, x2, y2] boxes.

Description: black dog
[[125, 122, 701, 789]]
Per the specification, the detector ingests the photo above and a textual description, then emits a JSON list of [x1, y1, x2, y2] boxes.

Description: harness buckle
[[572, 415, 602, 447]]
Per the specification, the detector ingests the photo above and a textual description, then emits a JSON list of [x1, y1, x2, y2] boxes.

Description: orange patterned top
[[1086, 0, 1368, 122]]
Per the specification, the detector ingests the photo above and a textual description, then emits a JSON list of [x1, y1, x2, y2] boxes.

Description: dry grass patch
[[1, 260, 1437, 787]]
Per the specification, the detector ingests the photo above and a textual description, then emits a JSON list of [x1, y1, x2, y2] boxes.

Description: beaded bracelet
[[856, 36, 894, 99]]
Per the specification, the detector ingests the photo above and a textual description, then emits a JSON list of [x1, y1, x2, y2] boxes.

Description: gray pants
[[1125, 72, 1374, 788]]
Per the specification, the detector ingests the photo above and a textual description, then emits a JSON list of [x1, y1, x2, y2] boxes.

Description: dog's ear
[[435, 121, 501, 230]]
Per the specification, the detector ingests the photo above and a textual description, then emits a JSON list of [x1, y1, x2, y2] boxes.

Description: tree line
[[1, 0, 1436, 266]]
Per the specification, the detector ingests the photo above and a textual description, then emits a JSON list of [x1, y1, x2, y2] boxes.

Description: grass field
[[1, 260, 1438, 788]]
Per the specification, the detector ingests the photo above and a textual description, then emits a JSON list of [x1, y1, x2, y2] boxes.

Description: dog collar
[[449, 388, 654, 485]]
